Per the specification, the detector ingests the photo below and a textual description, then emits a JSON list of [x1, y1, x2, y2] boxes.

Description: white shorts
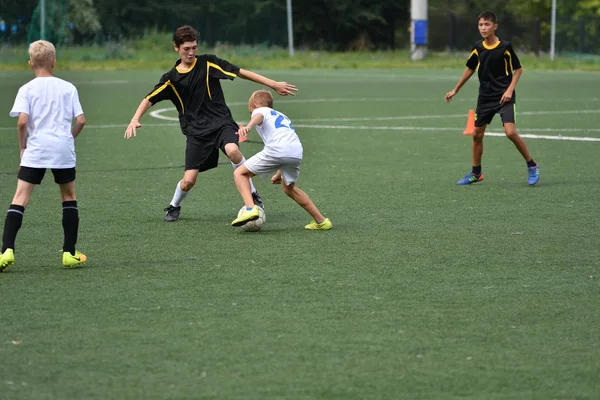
[[244, 151, 302, 185]]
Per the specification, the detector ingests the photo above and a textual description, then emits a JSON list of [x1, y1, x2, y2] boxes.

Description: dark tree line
[[1, 0, 599, 52]]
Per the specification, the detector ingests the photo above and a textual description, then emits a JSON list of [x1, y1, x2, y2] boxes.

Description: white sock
[[170, 180, 189, 207], [232, 157, 256, 193]]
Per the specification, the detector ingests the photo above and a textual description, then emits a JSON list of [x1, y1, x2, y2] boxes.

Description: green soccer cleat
[[0, 248, 15, 272], [62, 250, 87, 268], [231, 207, 260, 227], [305, 218, 332, 230]]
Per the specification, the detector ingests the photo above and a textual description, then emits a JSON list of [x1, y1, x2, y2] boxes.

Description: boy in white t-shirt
[[0, 40, 87, 272], [231, 90, 331, 230]]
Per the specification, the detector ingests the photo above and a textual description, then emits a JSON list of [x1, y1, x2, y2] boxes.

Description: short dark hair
[[173, 25, 198, 47], [477, 11, 497, 24]]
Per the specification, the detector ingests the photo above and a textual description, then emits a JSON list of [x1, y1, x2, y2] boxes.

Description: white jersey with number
[[251, 107, 303, 159], [9, 76, 84, 168]]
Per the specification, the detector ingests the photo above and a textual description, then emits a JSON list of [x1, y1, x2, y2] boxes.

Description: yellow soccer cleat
[[304, 218, 332, 230], [62, 250, 87, 268], [0, 248, 15, 272], [231, 207, 260, 227]]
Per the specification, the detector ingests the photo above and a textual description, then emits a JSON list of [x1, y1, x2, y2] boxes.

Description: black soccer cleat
[[164, 205, 181, 222], [252, 192, 264, 210]]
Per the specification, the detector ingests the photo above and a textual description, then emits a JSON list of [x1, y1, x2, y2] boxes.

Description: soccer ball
[[237, 206, 266, 232]]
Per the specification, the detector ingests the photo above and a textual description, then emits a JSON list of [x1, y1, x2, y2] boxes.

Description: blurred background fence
[[1, 0, 599, 57]]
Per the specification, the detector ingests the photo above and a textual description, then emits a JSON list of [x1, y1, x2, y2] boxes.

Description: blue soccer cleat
[[528, 165, 540, 186], [456, 172, 484, 185]]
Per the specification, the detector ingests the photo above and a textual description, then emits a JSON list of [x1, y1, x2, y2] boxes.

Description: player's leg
[[231, 165, 260, 226], [281, 183, 331, 230], [457, 106, 490, 185], [165, 169, 199, 222], [164, 135, 214, 222], [504, 122, 533, 160], [221, 130, 263, 209], [55, 169, 87, 267], [1, 167, 42, 271], [279, 160, 331, 230], [234, 164, 257, 208], [231, 151, 279, 226], [500, 103, 539, 185]]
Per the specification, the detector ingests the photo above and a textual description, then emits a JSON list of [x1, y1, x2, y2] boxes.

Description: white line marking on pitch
[[3, 109, 599, 142], [150, 105, 600, 122], [1, 123, 596, 141], [292, 124, 600, 142]]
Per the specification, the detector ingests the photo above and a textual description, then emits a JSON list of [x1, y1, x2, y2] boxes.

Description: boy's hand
[[272, 81, 298, 96], [500, 89, 513, 104], [445, 90, 458, 103], [124, 120, 141, 139], [271, 172, 282, 184], [237, 125, 250, 140]]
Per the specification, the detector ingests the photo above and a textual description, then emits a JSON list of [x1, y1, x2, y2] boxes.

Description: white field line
[[292, 124, 600, 142], [147, 107, 598, 121], [2, 108, 599, 142], [1, 123, 597, 141], [148, 97, 600, 114], [71, 80, 130, 85]]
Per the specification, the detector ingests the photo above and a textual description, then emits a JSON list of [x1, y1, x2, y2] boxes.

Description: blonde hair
[[249, 90, 274, 109], [28, 40, 55, 69]]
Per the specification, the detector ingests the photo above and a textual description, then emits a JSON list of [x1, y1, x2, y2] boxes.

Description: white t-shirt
[[9, 76, 84, 168], [252, 107, 303, 159]]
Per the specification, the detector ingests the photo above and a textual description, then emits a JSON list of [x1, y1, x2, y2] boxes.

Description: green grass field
[[1, 68, 599, 399]]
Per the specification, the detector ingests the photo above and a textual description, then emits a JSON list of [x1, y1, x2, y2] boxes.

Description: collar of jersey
[[176, 57, 197, 73], [482, 39, 501, 50]]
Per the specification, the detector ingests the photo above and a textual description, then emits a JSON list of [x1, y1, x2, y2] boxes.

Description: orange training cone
[[463, 110, 475, 136]]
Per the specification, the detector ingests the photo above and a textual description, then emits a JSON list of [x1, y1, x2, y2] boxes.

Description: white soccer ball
[[237, 206, 266, 232]]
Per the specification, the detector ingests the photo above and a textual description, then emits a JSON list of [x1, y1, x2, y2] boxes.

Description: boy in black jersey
[[124, 25, 297, 221], [445, 11, 539, 186]]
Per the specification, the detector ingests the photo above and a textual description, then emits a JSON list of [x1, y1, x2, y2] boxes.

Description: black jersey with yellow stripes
[[145, 54, 240, 137], [466, 39, 522, 102]]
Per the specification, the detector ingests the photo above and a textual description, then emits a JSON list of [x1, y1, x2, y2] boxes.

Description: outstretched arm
[[445, 68, 475, 103], [237, 69, 298, 96], [124, 98, 152, 139], [237, 113, 264, 140]]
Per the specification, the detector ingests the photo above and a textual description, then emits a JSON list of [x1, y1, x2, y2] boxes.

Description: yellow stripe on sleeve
[[468, 49, 480, 68], [145, 80, 184, 114], [504, 50, 513, 75], [206, 62, 238, 100]]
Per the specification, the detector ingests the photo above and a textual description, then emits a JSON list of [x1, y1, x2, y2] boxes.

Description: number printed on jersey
[[270, 110, 294, 130]]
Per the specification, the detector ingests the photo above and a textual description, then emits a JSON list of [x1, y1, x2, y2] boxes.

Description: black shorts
[[475, 100, 516, 127], [18, 166, 76, 185], [185, 125, 239, 172]]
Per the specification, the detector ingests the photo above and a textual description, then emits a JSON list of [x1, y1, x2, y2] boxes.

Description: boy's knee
[[282, 183, 295, 197], [225, 143, 242, 162], [473, 128, 485, 141], [505, 129, 518, 141], [233, 167, 247, 178], [181, 177, 196, 191]]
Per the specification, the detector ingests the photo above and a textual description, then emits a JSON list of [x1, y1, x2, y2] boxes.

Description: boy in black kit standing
[[445, 11, 539, 186]]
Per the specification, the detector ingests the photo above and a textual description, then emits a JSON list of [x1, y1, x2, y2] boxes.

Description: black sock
[[2, 204, 25, 252], [526, 159, 537, 167], [472, 165, 482, 175], [62, 201, 79, 255]]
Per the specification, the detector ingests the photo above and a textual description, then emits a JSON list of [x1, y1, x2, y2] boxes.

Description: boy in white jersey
[[231, 90, 332, 230], [0, 40, 87, 272]]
